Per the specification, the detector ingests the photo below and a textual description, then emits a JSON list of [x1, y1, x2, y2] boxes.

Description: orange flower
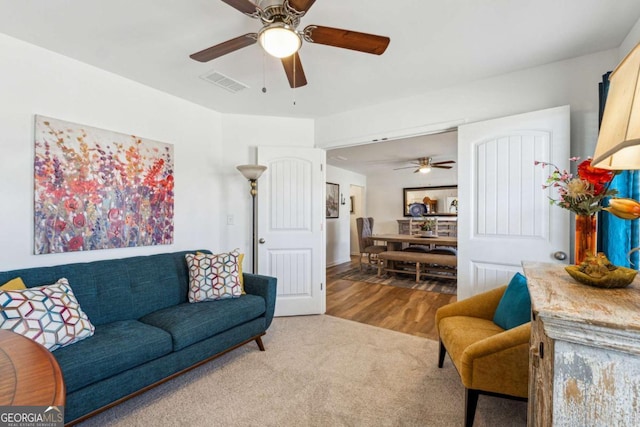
[[577, 159, 614, 195]]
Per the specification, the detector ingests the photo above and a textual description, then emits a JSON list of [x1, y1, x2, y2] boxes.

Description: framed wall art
[[326, 182, 339, 218], [34, 115, 174, 254]]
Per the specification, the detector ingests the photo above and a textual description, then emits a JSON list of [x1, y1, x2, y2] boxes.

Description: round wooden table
[[0, 330, 65, 406]]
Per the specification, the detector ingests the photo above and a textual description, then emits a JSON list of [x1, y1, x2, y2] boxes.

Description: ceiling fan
[[393, 157, 456, 174], [189, 0, 390, 88]]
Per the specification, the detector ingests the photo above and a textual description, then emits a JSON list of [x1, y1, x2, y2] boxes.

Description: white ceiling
[[327, 131, 458, 175], [1, 0, 639, 119]]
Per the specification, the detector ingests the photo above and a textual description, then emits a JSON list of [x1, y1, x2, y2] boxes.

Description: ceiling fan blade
[[287, 0, 317, 14], [190, 34, 257, 62], [431, 160, 456, 166], [433, 165, 453, 169], [393, 166, 420, 170], [281, 52, 308, 88], [303, 25, 390, 55], [221, 0, 259, 16]]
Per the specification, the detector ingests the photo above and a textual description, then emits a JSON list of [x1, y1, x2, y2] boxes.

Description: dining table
[[372, 234, 457, 251]]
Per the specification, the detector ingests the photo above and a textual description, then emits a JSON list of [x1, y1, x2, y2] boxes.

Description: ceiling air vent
[[200, 70, 249, 93]]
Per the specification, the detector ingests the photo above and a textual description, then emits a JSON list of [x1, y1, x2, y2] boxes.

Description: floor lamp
[[236, 164, 267, 273]]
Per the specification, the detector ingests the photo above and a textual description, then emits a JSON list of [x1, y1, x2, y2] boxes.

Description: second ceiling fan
[[190, 0, 390, 88], [394, 157, 456, 174]]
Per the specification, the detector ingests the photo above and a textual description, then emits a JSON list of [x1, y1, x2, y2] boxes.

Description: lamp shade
[[592, 42, 640, 170], [237, 164, 267, 180], [258, 23, 301, 58]]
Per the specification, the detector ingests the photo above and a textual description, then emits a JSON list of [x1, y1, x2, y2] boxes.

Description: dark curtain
[[597, 72, 640, 268]]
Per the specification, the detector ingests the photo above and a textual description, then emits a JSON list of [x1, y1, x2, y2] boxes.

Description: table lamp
[[592, 42, 640, 170]]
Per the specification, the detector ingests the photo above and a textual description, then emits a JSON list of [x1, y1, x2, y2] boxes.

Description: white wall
[[317, 48, 627, 265], [316, 49, 621, 162], [0, 33, 313, 271], [365, 132, 458, 235], [368, 168, 458, 235], [620, 17, 640, 59], [219, 114, 315, 270], [325, 165, 366, 266]]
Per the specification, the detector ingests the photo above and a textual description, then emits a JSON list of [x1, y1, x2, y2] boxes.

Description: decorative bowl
[[565, 265, 637, 289]]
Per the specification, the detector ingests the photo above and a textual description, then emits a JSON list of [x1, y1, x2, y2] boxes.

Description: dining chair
[[356, 217, 386, 271]]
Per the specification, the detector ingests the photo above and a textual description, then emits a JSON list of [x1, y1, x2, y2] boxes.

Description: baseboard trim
[[327, 257, 352, 268]]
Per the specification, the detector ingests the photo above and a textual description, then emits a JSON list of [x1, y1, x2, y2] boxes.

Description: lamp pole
[[236, 165, 267, 273], [249, 178, 258, 273]]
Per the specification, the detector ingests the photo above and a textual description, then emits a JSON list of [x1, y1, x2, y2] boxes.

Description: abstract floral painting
[[34, 116, 174, 254]]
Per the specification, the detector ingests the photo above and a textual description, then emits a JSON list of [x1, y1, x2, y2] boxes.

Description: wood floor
[[326, 256, 457, 341]]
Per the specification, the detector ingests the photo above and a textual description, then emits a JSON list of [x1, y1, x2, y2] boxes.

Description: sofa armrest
[[436, 285, 507, 326], [243, 273, 277, 329], [460, 322, 531, 397]]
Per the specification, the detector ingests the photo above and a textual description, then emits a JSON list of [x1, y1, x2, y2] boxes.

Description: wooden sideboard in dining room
[[397, 216, 458, 237]]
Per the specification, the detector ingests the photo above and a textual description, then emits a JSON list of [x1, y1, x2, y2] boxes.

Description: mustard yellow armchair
[[436, 285, 530, 427]]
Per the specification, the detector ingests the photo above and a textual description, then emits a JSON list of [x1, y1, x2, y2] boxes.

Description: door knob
[[259, 238, 266, 244], [553, 251, 567, 261]]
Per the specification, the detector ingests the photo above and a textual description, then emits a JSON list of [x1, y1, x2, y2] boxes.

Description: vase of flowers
[[536, 157, 616, 264], [574, 214, 597, 266], [420, 218, 438, 237]]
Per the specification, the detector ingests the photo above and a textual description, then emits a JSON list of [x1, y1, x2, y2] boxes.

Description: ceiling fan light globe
[[259, 24, 301, 58], [419, 166, 431, 174]]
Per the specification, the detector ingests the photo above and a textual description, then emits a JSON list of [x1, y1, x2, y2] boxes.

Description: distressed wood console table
[[523, 262, 640, 426]]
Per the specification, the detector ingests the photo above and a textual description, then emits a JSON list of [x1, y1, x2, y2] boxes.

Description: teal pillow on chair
[[493, 273, 531, 329]]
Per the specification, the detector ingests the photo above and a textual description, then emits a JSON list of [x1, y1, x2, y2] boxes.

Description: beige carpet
[[78, 315, 526, 427]]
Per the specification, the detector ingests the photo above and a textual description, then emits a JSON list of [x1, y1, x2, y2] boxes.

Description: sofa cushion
[[53, 320, 172, 393], [139, 294, 266, 351], [186, 251, 242, 302], [493, 273, 531, 330], [0, 278, 95, 351]]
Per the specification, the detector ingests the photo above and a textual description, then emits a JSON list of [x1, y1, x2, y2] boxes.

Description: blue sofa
[[0, 250, 277, 424]]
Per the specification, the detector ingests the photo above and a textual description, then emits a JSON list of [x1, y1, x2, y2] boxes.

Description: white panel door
[[457, 106, 570, 300], [257, 147, 325, 316]]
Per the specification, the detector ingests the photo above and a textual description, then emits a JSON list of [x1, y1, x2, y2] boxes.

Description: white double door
[[257, 147, 326, 316], [254, 106, 571, 314]]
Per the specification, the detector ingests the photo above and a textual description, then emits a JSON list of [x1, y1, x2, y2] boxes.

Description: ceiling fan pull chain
[[293, 53, 297, 105], [262, 51, 267, 93]]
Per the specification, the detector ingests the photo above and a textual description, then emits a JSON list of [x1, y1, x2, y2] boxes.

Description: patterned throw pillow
[[186, 250, 242, 302], [197, 251, 245, 294], [238, 253, 245, 294], [0, 278, 95, 351], [1, 277, 27, 290]]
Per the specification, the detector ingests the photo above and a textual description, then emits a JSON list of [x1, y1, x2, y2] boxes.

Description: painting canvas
[[34, 115, 174, 254], [326, 182, 339, 218]]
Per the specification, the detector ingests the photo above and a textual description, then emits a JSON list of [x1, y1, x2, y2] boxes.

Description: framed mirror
[[403, 185, 458, 216]]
